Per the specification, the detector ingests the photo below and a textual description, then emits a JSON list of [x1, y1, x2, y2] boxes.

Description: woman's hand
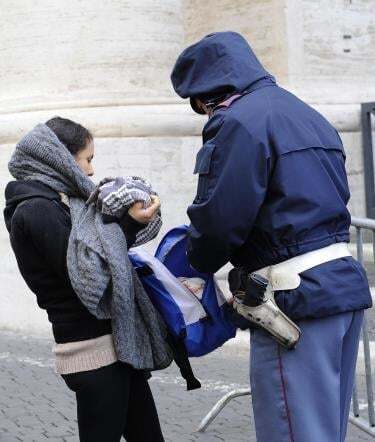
[[128, 195, 160, 224]]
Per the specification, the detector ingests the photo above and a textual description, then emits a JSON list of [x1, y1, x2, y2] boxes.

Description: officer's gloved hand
[[244, 273, 268, 306], [226, 268, 255, 330], [223, 303, 256, 330]]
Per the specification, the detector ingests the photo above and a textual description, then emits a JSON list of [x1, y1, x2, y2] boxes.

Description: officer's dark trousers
[[250, 310, 364, 442], [61, 361, 164, 442]]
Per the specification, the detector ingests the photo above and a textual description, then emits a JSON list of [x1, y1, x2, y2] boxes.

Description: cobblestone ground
[[0, 330, 373, 442]]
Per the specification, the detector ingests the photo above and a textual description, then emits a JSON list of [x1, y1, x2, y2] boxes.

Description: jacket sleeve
[[102, 212, 146, 248], [187, 115, 271, 273], [13, 198, 72, 282]]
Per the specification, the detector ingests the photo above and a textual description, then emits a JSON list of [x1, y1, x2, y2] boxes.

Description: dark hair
[[45, 116, 93, 155]]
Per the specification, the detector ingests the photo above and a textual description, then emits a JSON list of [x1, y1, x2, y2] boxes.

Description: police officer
[[170, 31, 372, 442]]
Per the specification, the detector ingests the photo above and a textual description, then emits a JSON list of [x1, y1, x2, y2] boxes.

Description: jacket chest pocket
[[193, 142, 216, 203]]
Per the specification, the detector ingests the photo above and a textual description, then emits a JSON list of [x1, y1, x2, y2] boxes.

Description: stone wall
[[0, 0, 183, 112], [0, 0, 374, 334], [184, 0, 289, 83]]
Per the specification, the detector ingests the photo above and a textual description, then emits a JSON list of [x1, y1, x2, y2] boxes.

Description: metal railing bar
[[354, 225, 375, 428], [362, 313, 375, 426], [197, 388, 251, 432], [349, 415, 375, 436], [356, 226, 364, 264], [352, 217, 375, 230], [352, 382, 360, 417], [351, 226, 363, 419]]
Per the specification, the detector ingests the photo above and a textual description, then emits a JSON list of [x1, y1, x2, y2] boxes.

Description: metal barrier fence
[[198, 216, 375, 437], [349, 216, 375, 437]]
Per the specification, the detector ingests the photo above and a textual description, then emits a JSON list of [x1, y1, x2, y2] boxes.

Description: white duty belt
[[256, 242, 352, 291]]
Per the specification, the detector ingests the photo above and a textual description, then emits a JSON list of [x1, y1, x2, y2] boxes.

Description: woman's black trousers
[[62, 362, 164, 442]]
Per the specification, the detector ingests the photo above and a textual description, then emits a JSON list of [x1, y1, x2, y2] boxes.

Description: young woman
[[4, 117, 166, 442]]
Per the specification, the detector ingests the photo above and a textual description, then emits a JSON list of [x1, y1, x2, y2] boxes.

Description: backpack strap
[[135, 264, 154, 277], [166, 332, 201, 391]]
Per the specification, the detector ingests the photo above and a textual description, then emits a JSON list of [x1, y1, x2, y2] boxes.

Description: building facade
[[1, 0, 374, 334]]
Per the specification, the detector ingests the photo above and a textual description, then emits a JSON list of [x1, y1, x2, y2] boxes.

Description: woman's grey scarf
[[8, 124, 172, 371]]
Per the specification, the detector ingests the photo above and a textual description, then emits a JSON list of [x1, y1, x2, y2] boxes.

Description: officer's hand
[[128, 195, 160, 224]]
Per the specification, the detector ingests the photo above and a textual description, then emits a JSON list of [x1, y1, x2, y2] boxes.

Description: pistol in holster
[[228, 268, 301, 349]]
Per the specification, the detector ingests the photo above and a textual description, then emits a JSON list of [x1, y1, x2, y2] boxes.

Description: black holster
[[228, 268, 268, 306]]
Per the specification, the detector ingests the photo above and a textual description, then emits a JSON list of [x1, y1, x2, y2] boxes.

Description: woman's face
[[74, 139, 95, 177]]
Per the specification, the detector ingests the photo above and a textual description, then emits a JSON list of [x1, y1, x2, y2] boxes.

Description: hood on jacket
[[171, 31, 274, 113], [3, 180, 60, 233]]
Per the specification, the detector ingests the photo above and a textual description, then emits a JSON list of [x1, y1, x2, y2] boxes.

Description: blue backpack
[[129, 226, 236, 358]]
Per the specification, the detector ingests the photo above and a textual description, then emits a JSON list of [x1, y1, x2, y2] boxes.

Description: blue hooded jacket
[[171, 32, 372, 320]]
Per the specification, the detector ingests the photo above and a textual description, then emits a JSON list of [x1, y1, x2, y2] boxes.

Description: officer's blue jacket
[[171, 31, 372, 319]]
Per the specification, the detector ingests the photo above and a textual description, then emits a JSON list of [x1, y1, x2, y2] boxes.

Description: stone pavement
[[0, 330, 373, 442]]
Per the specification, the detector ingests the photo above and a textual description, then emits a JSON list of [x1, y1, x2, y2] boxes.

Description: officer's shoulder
[[203, 110, 253, 139], [227, 93, 273, 126], [213, 101, 272, 140]]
